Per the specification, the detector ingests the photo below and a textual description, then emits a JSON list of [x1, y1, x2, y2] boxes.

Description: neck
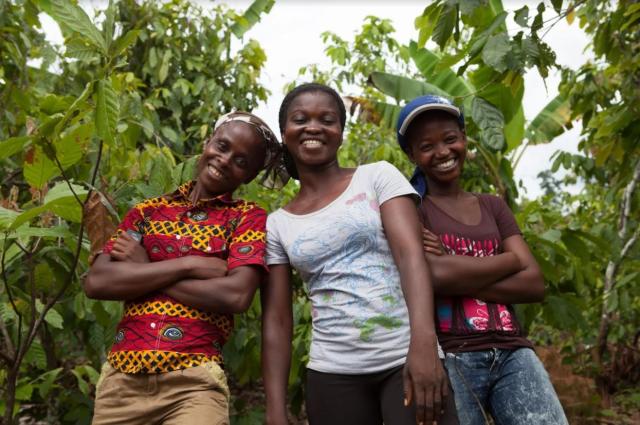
[[425, 177, 463, 198], [296, 159, 346, 194], [190, 181, 223, 203]]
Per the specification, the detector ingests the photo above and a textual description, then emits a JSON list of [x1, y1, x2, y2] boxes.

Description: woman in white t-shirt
[[261, 83, 458, 425]]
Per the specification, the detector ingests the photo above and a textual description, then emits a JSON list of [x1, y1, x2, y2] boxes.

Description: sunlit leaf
[[95, 78, 119, 145], [526, 94, 572, 145], [38, 0, 107, 53], [231, 0, 275, 38], [470, 96, 505, 150], [0, 136, 31, 160]]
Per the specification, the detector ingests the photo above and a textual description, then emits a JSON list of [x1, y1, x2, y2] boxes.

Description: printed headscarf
[[210, 111, 290, 189]]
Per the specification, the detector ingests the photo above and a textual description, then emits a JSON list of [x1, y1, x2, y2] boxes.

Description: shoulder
[[360, 160, 399, 174], [229, 199, 267, 219], [131, 195, 171, 214], [477, 193, 509, 210]]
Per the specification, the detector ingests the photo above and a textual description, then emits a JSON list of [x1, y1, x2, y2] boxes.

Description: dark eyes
[[289, 114, 336, 125], [234, 157, 248, 168]]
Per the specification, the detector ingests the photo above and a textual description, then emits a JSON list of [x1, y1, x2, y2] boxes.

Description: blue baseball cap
[[396, 95, 464, 151]]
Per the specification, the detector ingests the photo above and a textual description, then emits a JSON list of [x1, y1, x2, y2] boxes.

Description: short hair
[[278, 83, 346, 135]]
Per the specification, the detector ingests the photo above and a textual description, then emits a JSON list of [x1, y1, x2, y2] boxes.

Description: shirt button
[[206, 246, 211, 252], [150, 322, 156, 329], [176, 235, 181, 240]]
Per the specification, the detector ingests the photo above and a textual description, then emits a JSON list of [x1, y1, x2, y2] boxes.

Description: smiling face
[[194, 121, 266, 199], [281, 90, 343, 169], [406, 110, 467, 186]]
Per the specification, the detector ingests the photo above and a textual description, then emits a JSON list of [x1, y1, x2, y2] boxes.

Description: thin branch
[[0, 318, 14, 358], [14, 140, 104, 368], [47, 139, 84, 207]]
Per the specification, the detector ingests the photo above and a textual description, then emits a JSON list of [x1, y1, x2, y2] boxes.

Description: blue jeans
[[444, 348, 568, 425]]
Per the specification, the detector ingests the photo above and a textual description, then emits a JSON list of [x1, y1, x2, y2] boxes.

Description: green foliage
[[0, 0, 272, 423]]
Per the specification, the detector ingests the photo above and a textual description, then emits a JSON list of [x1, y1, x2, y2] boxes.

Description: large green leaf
[[231, 0, 275, 38], [23, 146, 59, 189], [0, 136, 31, 160], [110, 29, 140, 58], [482, 33, 511, 73], [0, 207, 20, 230], [408, 42, 475, 96], [504, 105, 525, 151], [470, 96, 505, 150], [94, 79, 119, 145], [526, 94, 572, 145], [38, 0, 107, 53], [10, 182, 87, 229], [432, 1, 457, 49], [369, 72, 449, 101]]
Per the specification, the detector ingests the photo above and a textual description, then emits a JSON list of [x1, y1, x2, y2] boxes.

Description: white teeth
[[302, 140, 323, 147], [435, 159, 456, 170], [208, 164, 223, 178]]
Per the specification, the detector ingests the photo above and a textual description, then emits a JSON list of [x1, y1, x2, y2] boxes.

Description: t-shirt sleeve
[[265, 213, 290, 266], [372, 161, 419, 206], [486, 195, 521, 240], [101, 205, 145, 256], [227, 203, 268, 272]]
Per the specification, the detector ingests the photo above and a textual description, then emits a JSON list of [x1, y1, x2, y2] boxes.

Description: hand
[[110, 231, 149, 263], [403, 337, 449, 425], [185, 255, 228, 280], [422, 228, 444, 256]]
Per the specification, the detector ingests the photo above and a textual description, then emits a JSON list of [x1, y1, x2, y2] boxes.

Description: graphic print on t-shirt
[[437, 233, 515, 333]]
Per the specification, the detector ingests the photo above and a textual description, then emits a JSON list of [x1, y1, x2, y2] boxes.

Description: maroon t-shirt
[[422, 193, 533, 353]]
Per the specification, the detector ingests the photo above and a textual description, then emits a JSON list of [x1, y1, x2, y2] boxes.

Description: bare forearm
[[262, 317, 292, 422], [261, 265, 293, 425], [428, 252, 521, 296], [84, 255, 188, 300], [472, 266, 545, 304], [162, 266, 261, 314]]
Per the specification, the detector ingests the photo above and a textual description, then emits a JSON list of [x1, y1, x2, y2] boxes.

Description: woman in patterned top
[[261, 83, 458, 425], [84, 112, 281, 425], [396, 95, 568, 425]]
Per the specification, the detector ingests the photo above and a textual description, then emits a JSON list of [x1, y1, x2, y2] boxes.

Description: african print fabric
[[102, 181, 267, 373]]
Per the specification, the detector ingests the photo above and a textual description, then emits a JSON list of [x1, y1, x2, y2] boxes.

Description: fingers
[[402, 364, 412, 407], [433, 381, 442, 422]]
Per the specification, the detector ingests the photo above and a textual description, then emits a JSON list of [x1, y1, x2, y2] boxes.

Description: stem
[[596, 159, 640, 365], [2, 141, 104, 422]]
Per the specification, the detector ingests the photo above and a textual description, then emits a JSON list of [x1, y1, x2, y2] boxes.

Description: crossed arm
[[422, 228, 545, 304], [261, 195, 448, 425], [84, 233, 263, 314]]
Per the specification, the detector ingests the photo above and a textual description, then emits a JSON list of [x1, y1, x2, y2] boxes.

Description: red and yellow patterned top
[[102, 181, 267, 374]]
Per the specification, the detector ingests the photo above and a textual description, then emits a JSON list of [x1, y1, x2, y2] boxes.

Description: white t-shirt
[[266, 161, 420, 374]]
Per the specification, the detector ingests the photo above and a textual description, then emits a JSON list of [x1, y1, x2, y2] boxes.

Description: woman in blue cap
[[261, 84, 459, 425], [396, 95, 568, 425]]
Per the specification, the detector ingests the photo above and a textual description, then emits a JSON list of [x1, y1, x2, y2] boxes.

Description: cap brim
[[398, 104, 461, 135]]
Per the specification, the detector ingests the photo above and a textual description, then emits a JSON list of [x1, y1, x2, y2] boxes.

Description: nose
[[435, 143, 450, 157], [215, 151, 232, 169]]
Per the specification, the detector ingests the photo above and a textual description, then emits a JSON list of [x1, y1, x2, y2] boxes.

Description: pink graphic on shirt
[[438, 234, 515, 333], [346, 192, 379, 212]]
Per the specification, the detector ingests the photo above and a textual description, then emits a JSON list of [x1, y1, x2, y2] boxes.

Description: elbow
[[83, 273, 106, 300], [228, 290, 257, 314], [526, 267, 545, 303]]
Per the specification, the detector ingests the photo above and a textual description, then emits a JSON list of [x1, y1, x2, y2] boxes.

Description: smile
[[434, 158, 457, 171], [207, 164, 225, 179], [301, 139, 324, 148]]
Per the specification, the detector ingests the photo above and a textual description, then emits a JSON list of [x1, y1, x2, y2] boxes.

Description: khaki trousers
[[92, 362, 230, 425]]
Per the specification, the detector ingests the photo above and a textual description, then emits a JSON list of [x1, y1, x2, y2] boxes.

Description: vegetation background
[[0, 0, 638, 423]]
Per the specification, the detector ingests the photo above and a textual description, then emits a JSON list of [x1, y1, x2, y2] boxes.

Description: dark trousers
[[306, 364, 459, 425]]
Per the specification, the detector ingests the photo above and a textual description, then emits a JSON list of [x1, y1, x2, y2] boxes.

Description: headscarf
[[210, 111, 290, 189]]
